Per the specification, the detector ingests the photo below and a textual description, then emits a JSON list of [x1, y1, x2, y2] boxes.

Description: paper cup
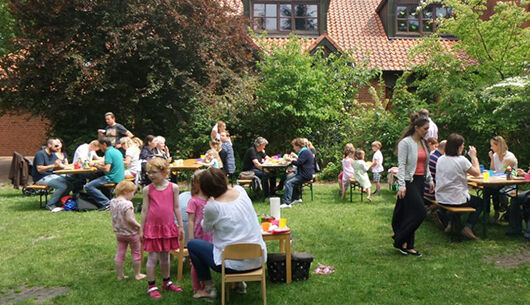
[[261, 222, 271, 232], [483, 171, 490, 181], [279, 218, 287, 228]]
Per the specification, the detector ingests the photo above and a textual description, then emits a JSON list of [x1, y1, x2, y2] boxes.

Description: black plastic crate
[[267, 253, 314, 283]]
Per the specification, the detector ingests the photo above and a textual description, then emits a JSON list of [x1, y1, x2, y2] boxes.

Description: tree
[[397, 0, 530, 165], [222, 36, 380, 166], [0, 0, 15, 56], [0, 0, 254, 155]]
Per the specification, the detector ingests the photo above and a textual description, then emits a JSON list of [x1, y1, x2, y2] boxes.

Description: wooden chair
[[169, 235, 189, 282], [221, 243, 266, 305]]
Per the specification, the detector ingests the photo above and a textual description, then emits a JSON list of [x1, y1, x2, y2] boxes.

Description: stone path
[[0, 286, 70, 304]]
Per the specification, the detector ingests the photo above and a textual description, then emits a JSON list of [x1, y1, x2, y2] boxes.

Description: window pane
[[307, 5, 318, 17], [423, 8, 433, 19], [307, 18, 318, 30], [253, 18, 265, 30], [397, 20, 407, 31], [409, 20, 419, 32], [409, 7, 419, 19], [295, 17, 306, 30], [295, 4, 310, 17], [423, 20, 433, 32], [265, 18, 277, 31], [280, 4, 292, 17], [253, 4, 264, 17], [266, 4, 277, 17], [436, 7, 447, 18], [397, 6, 407, 18], [280, 18, 291, 30], [446, 7, 453, 17]]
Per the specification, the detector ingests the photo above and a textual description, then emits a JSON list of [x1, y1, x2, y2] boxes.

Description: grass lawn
[[1, 184, 529, 305]]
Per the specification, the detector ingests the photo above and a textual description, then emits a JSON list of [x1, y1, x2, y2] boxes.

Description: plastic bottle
[[506, 166, 512, 180]]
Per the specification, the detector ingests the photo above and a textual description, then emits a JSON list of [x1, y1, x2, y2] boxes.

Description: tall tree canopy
[[0, 0, 254, 153]]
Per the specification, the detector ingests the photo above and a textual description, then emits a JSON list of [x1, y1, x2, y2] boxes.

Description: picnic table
[[168, 159, 206, 188], [467, 174, 530, 238], [53, 165, 98, 175]]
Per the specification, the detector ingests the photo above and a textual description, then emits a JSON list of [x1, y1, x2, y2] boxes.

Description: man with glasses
[[32, 138, 74, 211]]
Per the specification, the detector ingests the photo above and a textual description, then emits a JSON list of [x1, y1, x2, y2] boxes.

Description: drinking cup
[[279, 218, 287, 228], [483, 171, 490, 181], [525, 173, 530, 181], [200, 154, 205, 160], [479, 164, 485, 173], [261, 222, 271, 232]]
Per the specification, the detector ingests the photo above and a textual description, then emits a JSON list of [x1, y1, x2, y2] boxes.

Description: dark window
[[252, 1, 319, 34], [395, 4, 452, 36]]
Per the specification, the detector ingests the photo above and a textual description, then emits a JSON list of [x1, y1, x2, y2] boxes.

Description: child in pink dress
[[141, 157, 185, 299], [186, 170, 214, 297], [341, 148, 356, 200], [109, 180, 146, 281]]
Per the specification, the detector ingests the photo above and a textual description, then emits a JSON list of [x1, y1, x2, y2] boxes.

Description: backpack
[[75, 192, 99, 211]]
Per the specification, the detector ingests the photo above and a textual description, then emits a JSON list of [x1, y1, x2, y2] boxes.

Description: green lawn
[[1, 185, 529, 305]]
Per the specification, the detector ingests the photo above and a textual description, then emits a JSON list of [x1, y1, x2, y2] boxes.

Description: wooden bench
[[103, 177, 136, 191], [301, 177, 316, 202], [22, 184, 51, 209], [424, 197, 477, 240], [349, 178, 363, 202]]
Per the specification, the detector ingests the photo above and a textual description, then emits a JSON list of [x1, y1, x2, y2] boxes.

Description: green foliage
[[400, 0, 530, 167], [0, 0, 15, 55], [222, 36, 380, 167], [0, 0, 254, 155]]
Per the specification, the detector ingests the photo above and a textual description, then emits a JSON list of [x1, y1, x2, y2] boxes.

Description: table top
[[262, 161, 290, 169], [54, 166, 97, 174], [467, 175, 529, 186], [262, 230, 290, 237], [169, 159, 205, 171]]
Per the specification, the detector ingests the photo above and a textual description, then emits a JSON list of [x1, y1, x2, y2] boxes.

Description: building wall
[[0, 112, 48, 156]]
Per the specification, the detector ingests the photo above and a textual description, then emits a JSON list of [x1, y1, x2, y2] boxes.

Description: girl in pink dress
[[186, 170, 214, 297], [341, 148, 356, 200], [140, 157, 185, 299]]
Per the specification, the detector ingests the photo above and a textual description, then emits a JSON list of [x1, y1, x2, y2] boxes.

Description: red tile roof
[[224, 0, 458, 71]]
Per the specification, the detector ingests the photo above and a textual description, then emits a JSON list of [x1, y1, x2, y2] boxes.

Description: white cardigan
[[396, 136, 433, 189]]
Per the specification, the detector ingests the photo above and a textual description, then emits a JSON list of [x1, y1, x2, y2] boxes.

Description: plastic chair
[[221, 243, 266, 305]]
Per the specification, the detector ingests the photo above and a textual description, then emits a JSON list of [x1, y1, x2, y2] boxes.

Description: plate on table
[[272, 227, 290, 234]]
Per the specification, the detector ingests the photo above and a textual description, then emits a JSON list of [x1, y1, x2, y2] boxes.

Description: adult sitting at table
[[55, 138, 69, 165], [484, 135, 518, 222], [84, 138, 125, 210], [280, 138, 315, 208], [435, 133, 483, 240], [187, 168, 266, 300], [507, 168, 530, 238], [32, 138, 74, 211], [97, 112, 134, 148], [153, 136, 171, 163], [73, 140, 101, 164], [120, 137, 141, 178], [242, 137, 277, 197], [140, 135, 156, 161]]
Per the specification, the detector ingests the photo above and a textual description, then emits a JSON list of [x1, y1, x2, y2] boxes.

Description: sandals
[[162, 280, 183, 292], [147, 286, 162, 299]]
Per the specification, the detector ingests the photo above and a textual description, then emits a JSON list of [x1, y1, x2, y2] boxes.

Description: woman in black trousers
[[392, 114, 433, 257]]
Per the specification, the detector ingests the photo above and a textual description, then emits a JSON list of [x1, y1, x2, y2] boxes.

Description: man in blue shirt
[[33, 138, 74, 211], [281, 138, 315, 208], [85, 138, 125, 209]]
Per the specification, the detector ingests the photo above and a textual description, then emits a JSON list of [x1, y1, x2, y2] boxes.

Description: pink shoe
[[147, 286, 162, 299], [162, 280, 183, 292]]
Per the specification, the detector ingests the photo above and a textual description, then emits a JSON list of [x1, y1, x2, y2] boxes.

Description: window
[[252, 2, 319, 34], [395, 4, 452, 35]]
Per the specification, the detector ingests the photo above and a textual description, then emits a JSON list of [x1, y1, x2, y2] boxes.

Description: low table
[[262, 231, 292, 284]]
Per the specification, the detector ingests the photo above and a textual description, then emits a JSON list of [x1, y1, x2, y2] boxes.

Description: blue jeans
[[439, 195, 483, 228], [252, 169, 276, 197], [84, 176, 110, 207], [283, 175, 305, 205], [37, 174, 74, 207], [187, 239, 253, 282]]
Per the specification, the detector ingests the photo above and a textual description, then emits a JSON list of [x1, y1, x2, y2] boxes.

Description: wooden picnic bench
[[424, 196, 476, 240], [22, 184, 51, 208]]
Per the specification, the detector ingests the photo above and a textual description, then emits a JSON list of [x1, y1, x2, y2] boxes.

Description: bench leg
[[310, 184, 313, 202], [350, 184, 353, 203]]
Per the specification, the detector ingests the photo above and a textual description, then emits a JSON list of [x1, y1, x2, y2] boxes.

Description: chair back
[[222, 243, 263, 261]]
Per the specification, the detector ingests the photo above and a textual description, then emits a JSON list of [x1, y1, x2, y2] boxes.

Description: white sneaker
[[294, 199, 303, 203], [280, 204, 292, 209]]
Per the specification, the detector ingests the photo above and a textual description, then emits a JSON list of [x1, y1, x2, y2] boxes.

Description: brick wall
[[0, 112, 49, 156], [358, 80, 387, 104]]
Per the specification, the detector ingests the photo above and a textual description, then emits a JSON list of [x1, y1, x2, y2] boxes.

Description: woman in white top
[[188, 168, 266, 300], [435, 133, 483, 240], [120, 137, 140, 178], [484, 136, 518, 222]]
